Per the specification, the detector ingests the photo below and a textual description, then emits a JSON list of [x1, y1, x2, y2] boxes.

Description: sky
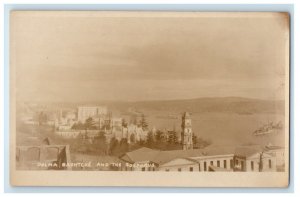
[[11, 12, 289, 102]]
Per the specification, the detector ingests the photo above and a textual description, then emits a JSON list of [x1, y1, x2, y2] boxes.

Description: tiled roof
[[201, 145, 265, 158], [121, 147, 204, 164], [201, 145, 236, 156], [152, 149, 204, 164], [234, 145, 264, 157], [159, 157, 200, 166], [121, 147, 160, 163]]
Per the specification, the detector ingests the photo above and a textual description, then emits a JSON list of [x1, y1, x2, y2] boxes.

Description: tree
[[98, 131, 106, 139], [155, 130, 164, 142], [196, 137, 212, 148], [140, 114, 148, 130], [146, 131, 154, 147], [71, 123, 77, 129], [130, 133, 136, 144], [138, 139, 146, 146], [93, 131, 107, 155], [192, 134, 198, 145], [108, 137, 119, 155], [167, 130, 178, 144], [119, 138, 129, 153], [71, 122, 85, 130], [84, 117, 96, 130]]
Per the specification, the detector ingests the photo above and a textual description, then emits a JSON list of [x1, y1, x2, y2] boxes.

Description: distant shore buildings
[[77, 106, 108, 122], [18, 104, 285, 172], [53, 106, 149, 144], [54, 109, 196, 149]]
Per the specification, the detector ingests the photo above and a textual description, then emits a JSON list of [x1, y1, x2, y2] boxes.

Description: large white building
[[77, 106, 107, 122], [120, 145, 279, 172]]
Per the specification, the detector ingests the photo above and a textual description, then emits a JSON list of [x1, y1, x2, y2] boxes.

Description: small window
[[241, 161, 244, 170], [141, 167, 145, 171], [217, 160, 220, 167], [210, 161, 213, 166], [190, 167, 193, 171], [230, 159, 233, 169], [165, 169, 169, 172], [251, 161, 254, 171], [178, 168, 181, 172], [224, 160, 227, 168], [204, 162, 207, 171], [269, 159, 272, 169], [261, 160, 264, 170]]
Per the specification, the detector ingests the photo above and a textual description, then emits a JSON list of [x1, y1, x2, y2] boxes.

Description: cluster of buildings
[[20, 104, 194, 147], [54, 106, 149, 143], [119, 145, 285, 172], [18, 104, 286, 172], [54, 108, 195, 146], [118, 111, 283, 172], [20, 104, 152, 144]]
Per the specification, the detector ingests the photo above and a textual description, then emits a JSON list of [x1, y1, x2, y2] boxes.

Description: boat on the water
[[253, 121, 283, 136]]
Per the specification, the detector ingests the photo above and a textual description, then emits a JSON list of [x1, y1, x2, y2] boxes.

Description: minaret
[[181, 112, 193, 150]]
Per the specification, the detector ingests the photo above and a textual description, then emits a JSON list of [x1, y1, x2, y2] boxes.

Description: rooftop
[[120, 144, 271, 165], [121, 147, 205, 164], [120, 147, 160, 163]]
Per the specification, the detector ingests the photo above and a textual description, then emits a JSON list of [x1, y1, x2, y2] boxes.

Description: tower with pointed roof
[[181, 112, 193, 150]]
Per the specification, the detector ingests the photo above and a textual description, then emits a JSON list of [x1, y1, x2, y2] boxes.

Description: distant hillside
[[19, 97, 285, 115], [108, 97, 284, 115]]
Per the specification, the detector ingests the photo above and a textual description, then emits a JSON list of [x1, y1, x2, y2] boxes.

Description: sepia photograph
[[9, 11, 290, 187]]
